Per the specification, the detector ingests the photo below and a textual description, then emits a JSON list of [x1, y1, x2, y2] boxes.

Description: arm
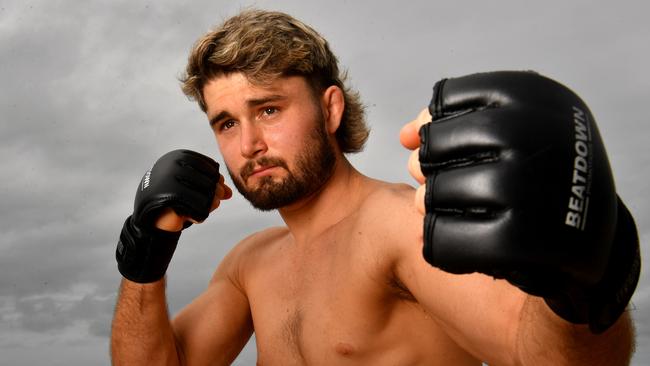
[[111, 150, 251, 365], [111, 278, 181, 365], [111, 250, 254, 366], [516, 296, 634, 365], [171, 246, 254, 365], [393, 233, 635, 365]]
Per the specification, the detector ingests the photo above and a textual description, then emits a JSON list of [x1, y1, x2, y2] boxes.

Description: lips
[[243, 165, 279, 184], [250, 165, 276, 177], [240, 157, 289, 182]]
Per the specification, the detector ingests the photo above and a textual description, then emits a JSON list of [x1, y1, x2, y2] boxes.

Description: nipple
[[335, 342, 356, 356]]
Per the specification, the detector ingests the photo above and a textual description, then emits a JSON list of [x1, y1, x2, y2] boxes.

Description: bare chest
[[249, 233, 382, 355], [244, 232, 477, 365]]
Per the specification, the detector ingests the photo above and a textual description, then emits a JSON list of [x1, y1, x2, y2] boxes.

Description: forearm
[[515, 296, 635, 366], [111, 278, 182, 366]]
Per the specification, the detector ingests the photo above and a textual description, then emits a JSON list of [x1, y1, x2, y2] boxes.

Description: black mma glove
[[419, 71, 640, 333], [116, 149, 220, 283]]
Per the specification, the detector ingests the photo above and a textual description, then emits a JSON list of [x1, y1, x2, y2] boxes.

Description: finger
[[215, 175, 231, 199], [210, 198, 222, 212], [155, 207, 186, 232], [180, 149, 220, 178], [427, 162, 517, 210], [418, 110, 503, 170], [399, 120, 420, 150], [211, 176, 232, 211], [408, 148, 425, 184], [211, 188, 224, 211], [217, 184, 233, 200], [415, 184, 426, 215], [400, 108, 432, 150], [219, 175, 233, 200], [422, 213, 514, 274]]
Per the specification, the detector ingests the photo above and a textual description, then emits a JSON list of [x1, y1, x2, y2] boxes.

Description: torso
[[235, 182, 480, 365]]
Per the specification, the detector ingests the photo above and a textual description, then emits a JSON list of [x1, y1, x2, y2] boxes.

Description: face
[[203, 73, 336, 210]]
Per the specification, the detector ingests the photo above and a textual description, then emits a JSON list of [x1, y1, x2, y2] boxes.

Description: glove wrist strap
[[545, 198, 641, 333], [116, 215, 181, 283]]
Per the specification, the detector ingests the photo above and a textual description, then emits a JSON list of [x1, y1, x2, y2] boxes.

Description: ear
[[321, 85, 345, 134]]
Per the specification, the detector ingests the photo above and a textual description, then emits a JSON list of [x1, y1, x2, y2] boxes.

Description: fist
[[401, 71, 640, 333], [116, 149, 231, 283], [154, 175, 232, 232], [133, 149, 231, 231]]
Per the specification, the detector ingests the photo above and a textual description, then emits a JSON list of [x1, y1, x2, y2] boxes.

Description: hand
[[400, 107, 431, 215], [155, 174, 232, 232], [402, 71, 640, 333], [116, 149, 226, 283]]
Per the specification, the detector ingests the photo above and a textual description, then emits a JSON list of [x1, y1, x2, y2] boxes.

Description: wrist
[[544, 197, 640, 333], [116, 216, 182, 283], [519, 296, 635, 366]]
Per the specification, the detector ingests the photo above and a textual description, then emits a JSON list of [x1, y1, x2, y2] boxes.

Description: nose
[[240, 122, 266, 158]]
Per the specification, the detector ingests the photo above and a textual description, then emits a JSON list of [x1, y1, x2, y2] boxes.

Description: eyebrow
[[208, 94, 288, 126]]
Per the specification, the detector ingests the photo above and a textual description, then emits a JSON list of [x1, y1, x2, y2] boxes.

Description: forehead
[[203, 73, 314, 117]]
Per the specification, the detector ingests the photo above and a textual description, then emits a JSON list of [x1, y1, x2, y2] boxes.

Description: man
[[110, 9, 639, 365]]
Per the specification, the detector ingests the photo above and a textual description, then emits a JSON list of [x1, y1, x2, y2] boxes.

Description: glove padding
[[419, 71, 640, 333], [116, 149, 220, 283]]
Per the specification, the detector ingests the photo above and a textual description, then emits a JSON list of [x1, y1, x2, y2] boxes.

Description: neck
[[277, 155, 367, 245]]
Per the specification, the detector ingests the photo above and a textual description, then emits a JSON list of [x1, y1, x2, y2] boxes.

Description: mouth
[[243, 164, 278, 183], [241, 157, 289, 183], [251, 165, 276, 176]]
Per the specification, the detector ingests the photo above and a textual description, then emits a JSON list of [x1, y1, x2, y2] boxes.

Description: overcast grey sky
[[1, 0, 648, 364]]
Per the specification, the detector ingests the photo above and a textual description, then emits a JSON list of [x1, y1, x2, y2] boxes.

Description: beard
[[228, 117, 336, 211]]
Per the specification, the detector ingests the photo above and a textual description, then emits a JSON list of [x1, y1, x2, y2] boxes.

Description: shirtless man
[[110, 9, 640, 365]]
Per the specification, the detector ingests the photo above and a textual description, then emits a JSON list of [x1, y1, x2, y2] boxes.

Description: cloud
[[0, 287, 114, 344], [1, 1, 649, 365]]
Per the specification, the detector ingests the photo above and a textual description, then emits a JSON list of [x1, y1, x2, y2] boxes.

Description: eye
[[262, 107, 278, 116], [220, 119, 236, 131]]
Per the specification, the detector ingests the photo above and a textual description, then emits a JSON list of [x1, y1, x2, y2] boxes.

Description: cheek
[[262, 125, 293, 154], [269, 132, 304, 165], [215, 137, 241, 172], [266, 118, 311, 147]]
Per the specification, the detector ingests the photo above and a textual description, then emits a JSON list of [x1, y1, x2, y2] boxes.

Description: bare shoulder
[[353, 180, 424, 261], [227, 226, 289, 259], [358, 180, 421, 238], [356, 180, 440, 275], [210, 226, 289, 289], [365, 180, 416, 200]]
